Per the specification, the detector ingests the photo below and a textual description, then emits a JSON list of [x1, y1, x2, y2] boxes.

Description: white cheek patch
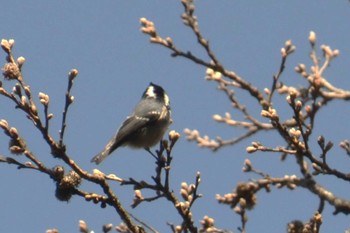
[[145, 85, 156, 98], [164, 94, 170, 106], [159, 106, 168, 119]]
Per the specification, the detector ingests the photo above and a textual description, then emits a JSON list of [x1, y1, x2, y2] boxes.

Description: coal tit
[[91, 82, 172, 164]]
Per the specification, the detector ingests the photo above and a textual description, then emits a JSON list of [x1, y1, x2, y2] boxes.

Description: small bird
[[91, 82, 172, 164]]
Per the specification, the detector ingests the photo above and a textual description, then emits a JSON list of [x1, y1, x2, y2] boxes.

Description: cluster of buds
[[287, 214, 322, 233], [0, 120, 26, 155], [216, 192, 236, 205], [286, 87, 303, 111], [213, 112, 239, 126], [37, 92, 53, 118], [287, 87, 300, 100], [38, 92, 50, 106], [286, 98, 302, 112], [181, 0, 197, 27], [217, 182, 257, 210], [84, 193, 107, 208], [295, 63, 308, 78], [234, 183, 257, 209], [320, 44, 339, 59], [205, 68, 222, 81], [184, 128, 199, 140], [308, 31, 339, 83], [317, 135, 333, 153], [246, 141, 262, 154], [55, 170, 82, 202], [139, 17, 173, 47], [339, 140, 350, 154], [79, 220, 115, 233], [11, 84, 38, 119], [199, 215, 217, 233], [1, 39, 15, 54], [276, 85, 304, 100], [184, 128, 220, 149], [275, 175, 298, 190], [1, 39, 26, 80], [281, 40, 296, 58], [169, 130, 180, 146], [180, 182, 196, 208], [141, 18, 174, 48], [260, 107, 279, 121], [140, 17, 157, 38], [0, 42, 40, 121], [288, 127, 306, 152], [287, 220, 304, 233], [289, 128, 302, 143], [8, 127, 26, 155]]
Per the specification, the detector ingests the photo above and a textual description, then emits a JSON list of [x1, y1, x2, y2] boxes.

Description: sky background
[[0, 1, 350, 233]]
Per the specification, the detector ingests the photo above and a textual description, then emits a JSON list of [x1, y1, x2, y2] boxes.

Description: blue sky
[[0, 1, 350, 232]]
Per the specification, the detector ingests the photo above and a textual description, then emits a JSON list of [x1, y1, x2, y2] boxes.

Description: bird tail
[[91, 149, 110, 165], [91, 137, 118, 164]]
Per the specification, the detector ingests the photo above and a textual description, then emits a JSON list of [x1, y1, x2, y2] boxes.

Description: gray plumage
[[91, 83, 171, 164]]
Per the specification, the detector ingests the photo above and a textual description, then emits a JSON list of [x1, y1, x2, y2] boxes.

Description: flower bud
[[103, 224, 113, 233], [0, 119, 9, 130], [212, 114, 222, 121], [9, 127, 18, 138], [17, 56, 26, 68], [79, 220, 88, 233], [165, 37, 173, 47], [321, 45, 333, 57], [309, 31, 316, 45], [134, 189, 143, 200], [1, 39, 11, 53], [38, 92, 49, 105], [246, 146, 257, 153], [8, 39, 15, 48], [68, 69, 78, 81], [169, 130, 180, 142], [333, 49, 340, 57]]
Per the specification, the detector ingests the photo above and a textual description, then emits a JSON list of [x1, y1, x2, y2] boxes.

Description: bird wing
[[91, 111, 161, 164], [115, 111, 161, 143]]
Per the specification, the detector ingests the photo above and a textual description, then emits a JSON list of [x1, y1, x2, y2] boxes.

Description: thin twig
[[59, 69, 78, 147]]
